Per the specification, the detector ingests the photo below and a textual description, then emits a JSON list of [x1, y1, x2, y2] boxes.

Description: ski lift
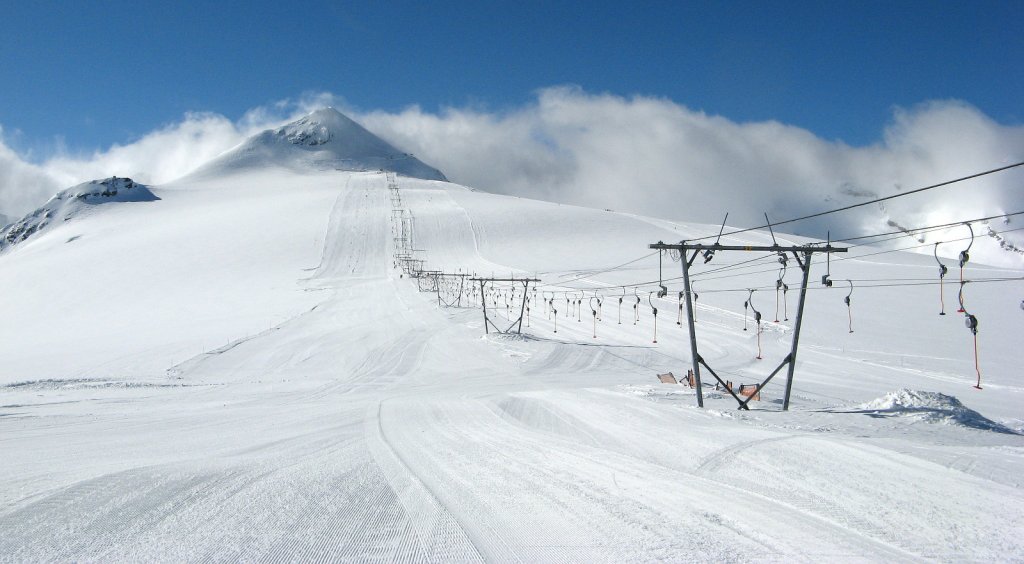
[[821, 232, 833, 287], [590, 296, 600, 338], [957, 223, 974, 313], [633, 287, 641, 325], [692, 282, 700, 323], [743, 295, 749, 331], [677, 290, 684, 326], [648, 291, 659, 344], [844, 279, 854, 333], [657, 251, 668, 299], [959, 282, 982, 390], [774, 262, 788, 322], [704, 213, 729, 264], [934, 242, 948, 315], [618, 287, 625, 324], [576, 292, 583, 322], [747, 289, 763, 359]]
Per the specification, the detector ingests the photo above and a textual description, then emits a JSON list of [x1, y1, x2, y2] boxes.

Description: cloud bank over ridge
[[360, 88, 1024, 247], [1, 88, 1022, 262]]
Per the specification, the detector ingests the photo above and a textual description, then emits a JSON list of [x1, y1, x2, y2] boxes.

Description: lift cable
[[687, 210, 1022, 282], [693, 275, 1024, 294], [835, 210, 1024, 245], [541, 250, 660, 285], [687, 224, 1024, 286], [532, 211, 1023, 294], [686, 161, 1024, 243], [538, 220, 1023, 296]]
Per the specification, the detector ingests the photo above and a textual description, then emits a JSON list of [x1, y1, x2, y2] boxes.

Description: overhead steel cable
[[538, 250, 660, 288], [662, 211, 1024, 283], [691, 254, 780, 278], [839, 226, 1024, 263], [552, 229, 1024, 292], [683, 215, 1024, 284], [835, 210, 1024, 245], [541, 210, 1023, 293], [687, 161, 1024, 243], [694, 276, 1024, 294]]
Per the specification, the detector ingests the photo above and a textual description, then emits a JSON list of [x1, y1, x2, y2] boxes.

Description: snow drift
[[858, 389, 1018, 434]]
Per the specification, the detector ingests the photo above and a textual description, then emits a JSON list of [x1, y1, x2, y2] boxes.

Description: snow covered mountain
[[0, 109, 1021, 561], [0, 176, 157, 250], [190, 107, 447, 181]]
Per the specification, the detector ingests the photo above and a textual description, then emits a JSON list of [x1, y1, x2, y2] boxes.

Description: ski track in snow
[[1, 169, 1023, 561]]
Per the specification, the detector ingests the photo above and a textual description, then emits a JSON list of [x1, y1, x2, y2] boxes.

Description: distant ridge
[[0, 177, 158, 250], [189, 108, 447, 181]]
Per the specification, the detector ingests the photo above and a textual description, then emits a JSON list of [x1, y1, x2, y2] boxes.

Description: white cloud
[[359, 88, 1024, 264], [0, 95, 331, 216], [0, 129, 62, 219], [1, 88, 1022, 264]]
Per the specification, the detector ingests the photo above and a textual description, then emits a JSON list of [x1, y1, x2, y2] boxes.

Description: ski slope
[[1, 111, 1023, 562]]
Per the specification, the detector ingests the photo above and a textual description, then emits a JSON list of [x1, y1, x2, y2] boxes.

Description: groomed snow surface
[[2, 123, 1024, 560]]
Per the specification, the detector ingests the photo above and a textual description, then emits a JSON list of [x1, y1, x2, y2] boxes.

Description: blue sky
[[1, 0, 1020, 154]]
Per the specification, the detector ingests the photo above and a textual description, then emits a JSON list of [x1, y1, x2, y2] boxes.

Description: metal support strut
[[472, 277, 540, 335], [651, 241, 846, 411]]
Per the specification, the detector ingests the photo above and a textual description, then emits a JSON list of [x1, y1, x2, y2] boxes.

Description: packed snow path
[[1, 171, 1022, 561]]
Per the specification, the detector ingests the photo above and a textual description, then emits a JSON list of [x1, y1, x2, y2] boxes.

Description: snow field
[[1, 167, 1022, 561]]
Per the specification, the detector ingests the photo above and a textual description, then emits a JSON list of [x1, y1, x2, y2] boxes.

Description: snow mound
[[189, 107, 447, 181], [858, 389, 1017, 433], [0, 177, 157, 249]]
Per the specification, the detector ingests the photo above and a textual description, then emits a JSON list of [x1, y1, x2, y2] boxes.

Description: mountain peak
[[0, 177, 158, 250], [279, 107, 354, 147], [189, 108, 447, 181]]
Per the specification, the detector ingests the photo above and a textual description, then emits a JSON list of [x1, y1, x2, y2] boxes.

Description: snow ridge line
[[165, 304, 320, 380]]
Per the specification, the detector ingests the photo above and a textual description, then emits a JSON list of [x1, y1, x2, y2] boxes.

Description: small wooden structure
[[738, 384, 761, 401], [657, 372, 678, 384]]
